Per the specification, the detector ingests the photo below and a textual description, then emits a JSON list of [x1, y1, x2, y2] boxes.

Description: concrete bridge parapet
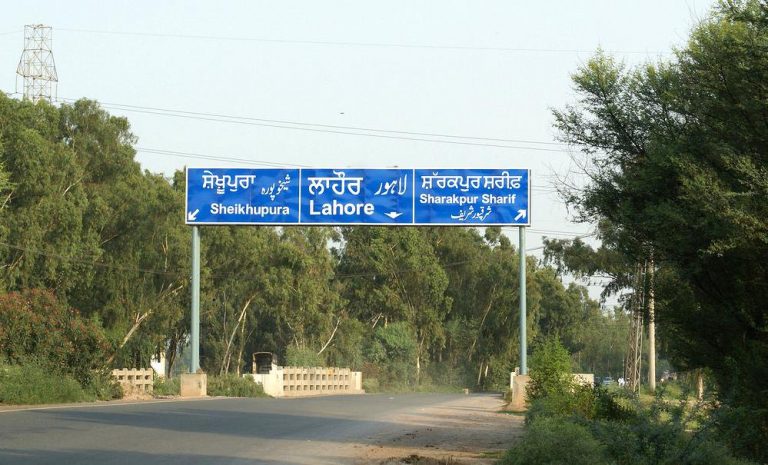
[[248, 366, 363, 398]]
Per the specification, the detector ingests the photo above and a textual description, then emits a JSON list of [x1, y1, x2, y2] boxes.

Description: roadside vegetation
[[207, 374, 266, 397], [0, 1, 765, 461], [500, 339, 754, 465], [0, 91, 626, 402], [512, 1, 768, 462]]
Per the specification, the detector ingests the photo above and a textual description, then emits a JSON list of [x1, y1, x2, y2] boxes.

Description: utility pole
[[647, 257, 656, 391], [16, 25, 58, 103]]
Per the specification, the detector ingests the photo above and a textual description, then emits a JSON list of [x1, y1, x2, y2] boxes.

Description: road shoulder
[[354, 393, 523, 465]]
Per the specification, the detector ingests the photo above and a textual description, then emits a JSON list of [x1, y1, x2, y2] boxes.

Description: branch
[[317, 317, 341, 356]]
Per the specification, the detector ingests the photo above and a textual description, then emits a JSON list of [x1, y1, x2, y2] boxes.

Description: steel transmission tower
[[624, 262, 646, 392], [16, 25, 58, 103]]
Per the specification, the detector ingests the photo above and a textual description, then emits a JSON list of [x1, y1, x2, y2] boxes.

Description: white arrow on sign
[[385, 211, 403, 219], [187, 209, 200, 221], [514, 209, 527, 221]]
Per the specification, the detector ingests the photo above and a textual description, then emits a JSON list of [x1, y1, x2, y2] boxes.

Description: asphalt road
[[0, 393, 467, 465]]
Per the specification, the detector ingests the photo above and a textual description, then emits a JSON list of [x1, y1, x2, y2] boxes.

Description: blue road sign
[[186, 168, 300, 225], [415, 169, 530, 225], [299, 169, 413, 224], [186, 168, 530, 226]]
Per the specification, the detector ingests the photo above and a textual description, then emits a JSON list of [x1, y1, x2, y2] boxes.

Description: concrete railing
[[112, 368, 153, 395], [249, 366, 363, 398]]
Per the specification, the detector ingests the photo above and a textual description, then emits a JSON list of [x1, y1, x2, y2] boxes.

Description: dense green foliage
[[526, 338, 573, 402], [0, 92, 616, 400], [551, 1, 768, 459], [508, 340, 754, 465], [500, 417, 609, 465]]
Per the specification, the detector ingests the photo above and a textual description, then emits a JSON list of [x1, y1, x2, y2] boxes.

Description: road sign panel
[[186, 168, 530, 226], [414, 169, 530, 225], [186, 168, 300, 225], [299, 169, 413, 224]]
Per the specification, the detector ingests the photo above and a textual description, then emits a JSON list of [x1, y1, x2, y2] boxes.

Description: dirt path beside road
[[353, 393, 523, 465]]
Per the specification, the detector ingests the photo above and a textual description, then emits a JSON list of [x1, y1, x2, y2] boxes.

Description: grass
[[153, 376, 180, 396], [0, 362, 91, 405]]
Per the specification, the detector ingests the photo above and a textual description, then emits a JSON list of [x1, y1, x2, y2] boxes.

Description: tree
[[338, 227, 451, 386], [553, 1, 768, 459]]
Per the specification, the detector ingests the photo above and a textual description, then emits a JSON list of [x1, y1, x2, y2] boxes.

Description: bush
[[499, 416, 609, 465], [85, 370, 123, 400], [590, 408, 756, 465], [208, 374, 266, 397], [0, 289, 110, 387], [0, 361, 89, 404], [362, 377, 380, 393], [527, 337, 573, 402], [526, 383, 596, 424], [153, 376, 180, 396], [362, 322, 418, 390]]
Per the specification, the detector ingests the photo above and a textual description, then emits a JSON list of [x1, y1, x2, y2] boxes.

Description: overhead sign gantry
[[184, 166, 531, 377]]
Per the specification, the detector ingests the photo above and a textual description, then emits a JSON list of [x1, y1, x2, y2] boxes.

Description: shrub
[[85, 370, 123, 400], [208, 374, 266, 397], [362, 322, 418, 390], [590, 410, 756, 465], [0, 289, 110, 387], [153, 376, 180, 396], [499, 417, 609, 465], [362, 377, 380, 393], [525, 383, 597, 424], [527, 337, 573, 402], [0, 361, 89, 404]]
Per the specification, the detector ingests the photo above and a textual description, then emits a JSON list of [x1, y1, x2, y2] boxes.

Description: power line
[[137, 147, 311, 168], [523, 232, 596, 251], [57, 27, 666, 55], [0, 240, 181, 277], [0, 229, 594, 279], [506, 227, 594, 236], [0, 30, 21, 36], [56, 98, 570, 152], [81, 100, 568, 147], [105, 105, 570, 151], [135, 146, 559, 192]]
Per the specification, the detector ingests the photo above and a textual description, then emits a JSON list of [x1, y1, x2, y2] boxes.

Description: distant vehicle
[[601, 376, 616, 386]]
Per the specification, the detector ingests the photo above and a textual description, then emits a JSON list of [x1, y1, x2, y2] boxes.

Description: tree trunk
[[106, 309, 153, 366], [696, 369, 704, 401], [235, 313, 248, 376], [468, 285, 497, 362], [477, 361, 484, 386], [220, 297, 253, 375], [317, 317, 341, 356], [416, 337, 424, 386], [165, 336, 178, 378]]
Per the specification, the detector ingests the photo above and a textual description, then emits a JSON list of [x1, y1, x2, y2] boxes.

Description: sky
[[0, 0, 717, 303]]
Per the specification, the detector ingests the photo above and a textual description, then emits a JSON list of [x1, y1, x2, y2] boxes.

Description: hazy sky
[[0, 1, 716, 301]]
